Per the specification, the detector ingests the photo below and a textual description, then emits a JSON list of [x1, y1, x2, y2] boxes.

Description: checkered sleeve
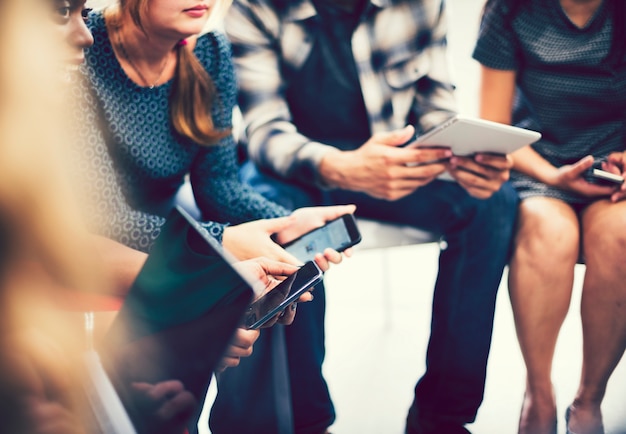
[[225, 0, 338, 187]]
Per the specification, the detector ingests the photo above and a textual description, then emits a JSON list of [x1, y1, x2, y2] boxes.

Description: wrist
[[319, 149, 346, 188], [538, 167, 562, 187]]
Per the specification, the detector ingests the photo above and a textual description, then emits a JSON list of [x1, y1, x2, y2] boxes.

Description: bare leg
[[567, 200, 626, 434], [509, 197, 580, 434]]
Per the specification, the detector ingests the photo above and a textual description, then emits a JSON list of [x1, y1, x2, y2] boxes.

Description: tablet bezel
[[406, 114, 541, 156]]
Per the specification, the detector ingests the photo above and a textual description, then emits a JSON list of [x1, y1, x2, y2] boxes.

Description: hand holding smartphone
[[583, 159, 625, 186], [243, 261, 323, 330], [280, 214, 362, 263]]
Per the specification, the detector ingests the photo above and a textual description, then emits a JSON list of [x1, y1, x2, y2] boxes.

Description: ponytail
[[115, 0, 230, 146], [170, 42, 230, 146]]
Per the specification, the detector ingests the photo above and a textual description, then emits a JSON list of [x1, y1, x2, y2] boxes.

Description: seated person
[[220, 0, 519, 433], [474, 0, 626, 433]]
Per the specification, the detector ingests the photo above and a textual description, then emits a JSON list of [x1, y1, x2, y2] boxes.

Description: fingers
[[451, 155, 511, 178], [131, 381, 195, 426], [296, 292, 313, 303], [321, 248, 343, 266], [275, 302, 298, 325], [605, 152, 626, 172], [473, 153, 513, 171], [153, 390, 195, 425], [216, 357, 240, 371], [449, 154, 511, 197], [131, 380, 185, 402], [257, 215, 297, 234], [314, 253, 331, 272], [227, 328, 260, 352], [314, 204, 357, 220], [370, 125, 415, 147], [394, 160, 448, 179], [217, 328, 260, 370], [393, 147, 452, 166], [250, 257, 300, 278], [611, 183, 626, 203], [313, 249, 345, 272], [568, 155, 595, 178]]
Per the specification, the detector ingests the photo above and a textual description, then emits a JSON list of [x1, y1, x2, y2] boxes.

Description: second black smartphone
[[280, 214, 362, 263], [244, 261, 323, 330]]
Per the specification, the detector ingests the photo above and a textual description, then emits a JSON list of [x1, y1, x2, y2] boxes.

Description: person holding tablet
[[222, 0, 519, 433], [474, 1, 626, 433]]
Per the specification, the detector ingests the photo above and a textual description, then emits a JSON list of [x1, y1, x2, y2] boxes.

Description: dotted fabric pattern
[[72, 78, 224, 252], [473, 0, 626, 204], [76, 11, 287, 252]]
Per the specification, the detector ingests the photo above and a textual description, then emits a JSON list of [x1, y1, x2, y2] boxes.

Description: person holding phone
[[474, 1, 626, 433], [222, 0, 519, 433], [76, 0, 358, 433]]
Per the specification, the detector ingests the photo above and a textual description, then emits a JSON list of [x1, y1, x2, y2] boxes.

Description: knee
[[515, 216, 579, 264]]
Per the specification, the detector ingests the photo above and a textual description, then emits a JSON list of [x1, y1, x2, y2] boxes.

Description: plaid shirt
[[225, 0, 457, 186]]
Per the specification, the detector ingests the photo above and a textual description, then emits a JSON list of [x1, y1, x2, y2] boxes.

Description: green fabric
[[119, 207, 251, 338]]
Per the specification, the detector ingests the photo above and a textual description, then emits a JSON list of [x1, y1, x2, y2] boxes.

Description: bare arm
[[479, 66, 559, 181], [478, 65, 613, 197], [92, 236, 147, 298]]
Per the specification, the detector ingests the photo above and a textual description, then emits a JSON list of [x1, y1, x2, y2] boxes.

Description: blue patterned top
[[473, 0, 626, 203], [79, 10, 287, 252]]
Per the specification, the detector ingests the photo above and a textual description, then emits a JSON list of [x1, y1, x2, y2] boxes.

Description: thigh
[[330, 180, 495, 235]]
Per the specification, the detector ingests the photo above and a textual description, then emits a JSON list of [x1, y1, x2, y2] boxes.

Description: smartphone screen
[[282, 215, 361, 263], [244, 261, 322, 330]]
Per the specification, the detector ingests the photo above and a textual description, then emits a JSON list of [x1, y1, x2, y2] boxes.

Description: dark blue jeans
[[210, 162, 519, 433]]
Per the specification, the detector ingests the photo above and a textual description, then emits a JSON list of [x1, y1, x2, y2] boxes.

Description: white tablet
[[406, 114, 541, 156]]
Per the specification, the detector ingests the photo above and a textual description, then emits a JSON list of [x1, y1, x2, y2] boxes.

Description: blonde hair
[[116, 0, 230, 145]]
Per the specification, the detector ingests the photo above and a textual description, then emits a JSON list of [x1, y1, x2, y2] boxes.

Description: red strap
[[51, 288, 123, 312]]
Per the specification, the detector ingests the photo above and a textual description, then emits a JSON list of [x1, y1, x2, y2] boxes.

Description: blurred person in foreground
[[0, 1, 103, 432]]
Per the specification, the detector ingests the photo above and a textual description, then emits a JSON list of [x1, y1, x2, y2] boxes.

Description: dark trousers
[[210, 162, 519, 433]]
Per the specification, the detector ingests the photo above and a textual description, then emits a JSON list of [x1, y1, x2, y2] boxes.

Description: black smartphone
[[280, 214, 362, 262], [244, 261, 323, 330]]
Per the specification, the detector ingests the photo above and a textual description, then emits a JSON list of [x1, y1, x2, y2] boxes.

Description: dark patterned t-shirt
[[473, 0, 626, 203]]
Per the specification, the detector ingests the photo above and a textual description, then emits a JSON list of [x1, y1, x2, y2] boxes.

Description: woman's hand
[[546, 155, 619, 197], [223, 217, 302, 264], [274, 205, 357, 271], [130, 381, 196, 434], [603, 151, 626, 203], [223, 205, 357, 271], [238, 256, 316, 328], [215, 328, 261, 372], [231, 257, 300, 290]]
